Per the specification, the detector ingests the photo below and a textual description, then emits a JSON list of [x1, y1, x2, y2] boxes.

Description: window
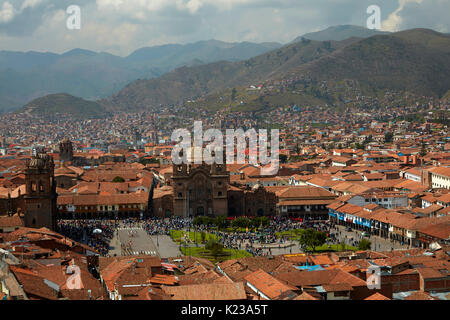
[[218, 191, 223, 197], [178, 192, 182, 197]]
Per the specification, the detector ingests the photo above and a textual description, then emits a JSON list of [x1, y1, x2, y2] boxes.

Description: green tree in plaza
[[205, 239, 224, 260], [232, 217, 251, 230], [279, 154, 288, 163], [200, 231, 207, 243], [112, 176, 125, 183], [358, 239, 372, 251], [193, 216, 211, 226], [214, 215, 229, 231], [298, 229, 327, 252], [339, 241, 347, 252], [251, 216, 269, 230]]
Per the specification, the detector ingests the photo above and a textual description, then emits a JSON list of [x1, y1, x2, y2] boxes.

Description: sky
[[0, 0, 449, 56]]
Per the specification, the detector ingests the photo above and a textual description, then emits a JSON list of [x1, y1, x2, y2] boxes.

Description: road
[[109, 227, 181, 258]]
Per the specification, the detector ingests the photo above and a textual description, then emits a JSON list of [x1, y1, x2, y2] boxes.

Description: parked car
[[345, 227, 352, 232]]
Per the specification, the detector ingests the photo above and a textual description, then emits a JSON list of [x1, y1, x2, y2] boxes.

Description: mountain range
[[13, 26, 450, 118], [102, 28, 450, 113], [293, 25, 390, 42], [0, 40, 282, 112]]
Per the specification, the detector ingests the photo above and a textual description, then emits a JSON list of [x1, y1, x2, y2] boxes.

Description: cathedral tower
[[24, 152, 57, 230]]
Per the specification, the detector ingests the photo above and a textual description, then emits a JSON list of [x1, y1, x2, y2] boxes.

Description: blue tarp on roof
[[294, 265, 325, 271]]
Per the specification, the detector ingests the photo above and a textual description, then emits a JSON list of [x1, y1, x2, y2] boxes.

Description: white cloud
[[381, 0, 423, 32], [0, 0, 448, 55], [0, 2, 15, 23], [20, 0, 46, 11]]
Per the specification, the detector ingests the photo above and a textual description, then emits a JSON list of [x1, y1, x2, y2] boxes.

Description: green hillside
[[102, 28, 450, 113], [20, 93, 106, 119]]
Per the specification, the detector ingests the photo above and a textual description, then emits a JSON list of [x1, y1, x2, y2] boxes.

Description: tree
[[279, 154, 288, 164], [358, 239, 372, 251], [232, 217, 250, 229], [298, 229, 327, 252], [193, 216, 211, 226], [252, 216, 269, 229], [200, 231, 207, 243], [112, 176, 125, 183], [205, 239, 224, 260], [214, 215, 228, 231]]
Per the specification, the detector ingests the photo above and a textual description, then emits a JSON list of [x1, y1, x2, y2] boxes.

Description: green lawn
[[180, 246, 252, 263], [169, 230, 218, 244], [275, 229, 305, 240]]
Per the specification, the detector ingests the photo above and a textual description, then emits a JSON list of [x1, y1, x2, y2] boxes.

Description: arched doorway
[[197, 207, 204, 216], [257, 208, 264, 217]]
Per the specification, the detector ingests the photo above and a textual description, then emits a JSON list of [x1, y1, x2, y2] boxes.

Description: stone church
[[171, 161, 229, 217], [0, 152, 58, 230], [163, 159, 277, 218]]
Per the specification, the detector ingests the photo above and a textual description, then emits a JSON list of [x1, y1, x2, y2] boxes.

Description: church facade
[[171, 162, 229, 217]]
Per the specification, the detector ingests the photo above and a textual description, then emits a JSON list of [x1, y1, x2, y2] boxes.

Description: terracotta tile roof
[[10, 266, 60, 300], [275, 269, 366, 288], [322, 283, 353, 292], [309, 254, 334, 266], [293, 291, 319, 300], [162, 282, 247, 300], [417, 220, 450, 240], [404, 291, 439, 300], [364, 292, 391, 300], [416, 267, 446, 279], [244, 269, 298, 300], [0, 215, 23, 228], [273, 186, 336, 199]]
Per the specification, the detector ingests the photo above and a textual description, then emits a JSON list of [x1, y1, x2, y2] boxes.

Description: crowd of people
[[143, 217, 193, 235], [55, 216, 344, 257], [57, 220, 117, 256]]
